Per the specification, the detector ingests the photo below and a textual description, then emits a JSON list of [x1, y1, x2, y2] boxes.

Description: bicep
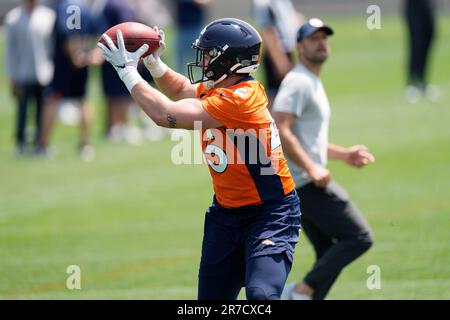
[[131, 81, 221, 130], [165, 99, 222, 130], [178, 79, 198, 100], [273, 81, 306, 117], [273, 111, 296, 131], [154, 68, 198, 100]]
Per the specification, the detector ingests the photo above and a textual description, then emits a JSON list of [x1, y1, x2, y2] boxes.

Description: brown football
[[98, 22, 160, 58]]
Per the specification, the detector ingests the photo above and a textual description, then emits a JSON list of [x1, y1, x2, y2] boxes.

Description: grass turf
[[0, 14, 449, 299]]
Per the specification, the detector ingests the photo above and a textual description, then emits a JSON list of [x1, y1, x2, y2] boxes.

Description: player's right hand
[[143, 26, 167, 78], [97, 29, 148, 92], [308, 165, 331, 188], [98, 29, 148, 72]]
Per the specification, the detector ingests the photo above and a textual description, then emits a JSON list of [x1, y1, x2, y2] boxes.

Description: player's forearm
[[130, 81, 213, 130], [131, 81, 173, 128], [153, 68, 196, 101], [328, 143, 348, 161], [279, 127, 317, 173]]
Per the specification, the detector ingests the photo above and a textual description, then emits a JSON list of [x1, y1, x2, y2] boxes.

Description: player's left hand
[[345, 145, 375, 168], [97, 29, 149, 74], [143, 26, 167, 78]]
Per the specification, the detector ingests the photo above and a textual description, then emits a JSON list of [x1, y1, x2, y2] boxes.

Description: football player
[[98, 18, 301, 300]]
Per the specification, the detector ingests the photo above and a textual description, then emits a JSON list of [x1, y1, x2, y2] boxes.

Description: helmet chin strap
[[203, 80, 215, 90], [202, 73, 228, 90], [203, 63, 244, 90]]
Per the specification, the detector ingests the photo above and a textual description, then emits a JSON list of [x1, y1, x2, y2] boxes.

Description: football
[[98, 22, 160, 58]]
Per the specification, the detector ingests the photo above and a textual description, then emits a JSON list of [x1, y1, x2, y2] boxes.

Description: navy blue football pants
[[199, 253, 292, 300], [198, 191, 301, 300]]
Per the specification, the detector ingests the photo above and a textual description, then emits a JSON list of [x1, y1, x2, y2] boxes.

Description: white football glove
[[143, 26, 168, 79], [97, 29, 148, 92]]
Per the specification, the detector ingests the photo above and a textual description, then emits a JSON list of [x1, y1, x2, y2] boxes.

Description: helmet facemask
[[188, 44, 232, 89]]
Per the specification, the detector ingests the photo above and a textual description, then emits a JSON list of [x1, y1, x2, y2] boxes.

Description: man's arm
[[143, 27, 197, 100], [98, 29, 217, 129], [262, 26, 294, 82], [274, 111, 330, 187], [328, 143, 375, 168], [131, 81, 220, 130], [327, 143, 348, 161], [4, 17, 19, 97], [152, 68, 198, 101], [65, 36, 104, 68], [254, 2, 295, 81]]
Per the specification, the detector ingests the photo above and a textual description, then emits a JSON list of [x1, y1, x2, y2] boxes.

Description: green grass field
[[1, 15, 450, 300]]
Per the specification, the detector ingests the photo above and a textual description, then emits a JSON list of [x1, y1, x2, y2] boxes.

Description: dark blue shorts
[[199, 190, 301, 281], [100, 61, 154, 97], [101, 63, 129, 98], [51, 64, 88, 98]]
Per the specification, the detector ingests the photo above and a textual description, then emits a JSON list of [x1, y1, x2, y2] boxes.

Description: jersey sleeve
[[200, 83, 268, 128], [272, 73, 310, 117], [201, 92, 241, 127]]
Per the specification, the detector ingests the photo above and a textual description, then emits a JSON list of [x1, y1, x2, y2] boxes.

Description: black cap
[[297, 18, 334, 42]]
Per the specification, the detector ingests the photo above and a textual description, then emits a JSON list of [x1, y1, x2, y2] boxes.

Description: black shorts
[[101, 63, 129, 98], [263, 51, 293, 98], [51, 64, 88, 98]]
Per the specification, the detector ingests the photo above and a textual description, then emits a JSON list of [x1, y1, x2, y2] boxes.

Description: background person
[[253, 0, 302, 109], [273, 18, 375, 300], [174, 0, 211, 74], [404, 0, 439, 103], [4, 0, 55, 156], [92, 0, 136, 142], [38, 0, 102, 160]]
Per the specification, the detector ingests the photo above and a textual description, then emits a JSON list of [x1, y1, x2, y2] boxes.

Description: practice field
[[0, 15, 449, 299]]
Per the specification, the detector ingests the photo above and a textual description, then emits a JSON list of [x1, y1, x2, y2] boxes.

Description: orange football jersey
[[197, 77, 295, 208]]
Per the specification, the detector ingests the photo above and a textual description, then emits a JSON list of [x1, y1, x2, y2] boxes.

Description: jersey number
[[268, 111, 281, 151], [204, 116, 280, 174], [204, 131, 228, 173]]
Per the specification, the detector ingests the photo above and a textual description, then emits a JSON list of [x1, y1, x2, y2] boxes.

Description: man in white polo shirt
[[4, 0, 55, 155], [273, 18, 375, 300]]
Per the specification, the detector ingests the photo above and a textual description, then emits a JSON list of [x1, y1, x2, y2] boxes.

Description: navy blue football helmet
[[187, 18, 262, 88]]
